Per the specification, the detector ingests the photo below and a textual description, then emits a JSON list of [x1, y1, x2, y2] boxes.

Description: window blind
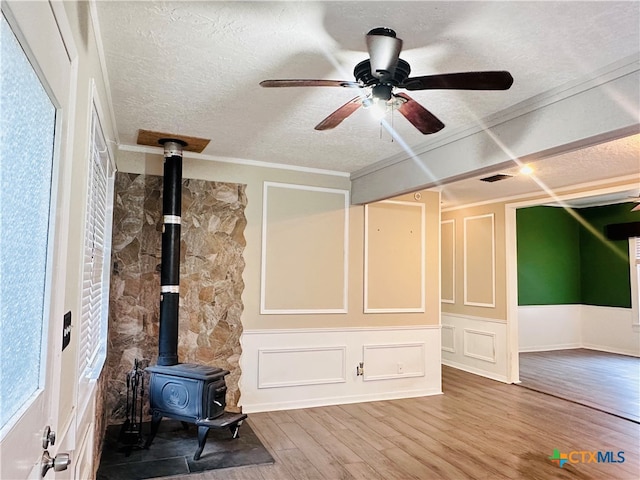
[[78, 107, 113, 379]]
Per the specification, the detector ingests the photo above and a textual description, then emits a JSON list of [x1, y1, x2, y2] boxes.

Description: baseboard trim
[[581, 344, 640, 358], [442, 360, 510, 384], [242, 388, 443, 414], [519, 344, 582, 353]]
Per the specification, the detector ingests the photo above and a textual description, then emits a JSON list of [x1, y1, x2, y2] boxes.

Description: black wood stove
[[143, 138, 246, 461]]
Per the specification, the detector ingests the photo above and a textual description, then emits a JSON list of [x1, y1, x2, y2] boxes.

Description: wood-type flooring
[[154, 365, 639, 479], [519, 348, 640, 423]]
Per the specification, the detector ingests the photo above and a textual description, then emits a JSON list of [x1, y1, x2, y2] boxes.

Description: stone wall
[[105, 172, 247, 424]]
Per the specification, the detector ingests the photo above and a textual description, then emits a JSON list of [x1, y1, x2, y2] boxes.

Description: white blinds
[[635, 237, 640, 264], [78, 107, 113, 379]]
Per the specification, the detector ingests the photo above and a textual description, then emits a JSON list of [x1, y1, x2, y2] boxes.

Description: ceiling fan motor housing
[[354, 59, 411, 87], [366, 27, 403, 81]]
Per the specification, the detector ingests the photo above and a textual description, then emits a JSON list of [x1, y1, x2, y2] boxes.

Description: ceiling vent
[[480, 173, 513, 183]]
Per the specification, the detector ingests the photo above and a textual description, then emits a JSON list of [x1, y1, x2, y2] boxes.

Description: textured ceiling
[[95, 1, 639, 201], [438, 134, 640, 209]]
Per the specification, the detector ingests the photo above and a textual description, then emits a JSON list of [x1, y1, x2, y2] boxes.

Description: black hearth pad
[[97, 420, 273, 480]]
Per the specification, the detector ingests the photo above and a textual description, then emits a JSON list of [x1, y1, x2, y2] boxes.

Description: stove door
[[206, 380, 227, 419]]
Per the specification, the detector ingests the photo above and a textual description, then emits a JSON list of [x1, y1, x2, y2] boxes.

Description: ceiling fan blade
[[401, 71, 514, 91], [395, 93, 445, 134], [315, 97, 362, 130], [260, 79, 361, 88], [366, 28, 403, 81]]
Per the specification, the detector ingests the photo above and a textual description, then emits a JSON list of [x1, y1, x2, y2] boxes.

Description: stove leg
[[144, 411, 163, 449], [230, 422, 241, 439], [194, 425, 210, 461]]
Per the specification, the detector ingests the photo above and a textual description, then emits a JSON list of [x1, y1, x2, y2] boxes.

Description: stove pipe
[[157, 139, 185, 366]]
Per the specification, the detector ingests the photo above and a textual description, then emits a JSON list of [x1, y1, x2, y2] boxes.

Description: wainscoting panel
[[258, 346, 346, 388], [441, 325, 455, 353], [362, 343, 425, 381], [582, 305, 640, 356], [520, 305, 639, 356], [240, 326, 441, 412], [74, 385, 97, 479], [463, 329, 496, 363], [518, 305, 582, 352], [441, 313, 508, 382], [73, 422, 94, 480]]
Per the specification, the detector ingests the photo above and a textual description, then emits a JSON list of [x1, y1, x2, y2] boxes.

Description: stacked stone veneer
[[105, 172, 247, 423]]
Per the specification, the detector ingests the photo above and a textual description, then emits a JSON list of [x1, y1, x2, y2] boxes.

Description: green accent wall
[[517, 203, 637, 308], [517, 206, 581, 305], [579, 203, 635, 307]]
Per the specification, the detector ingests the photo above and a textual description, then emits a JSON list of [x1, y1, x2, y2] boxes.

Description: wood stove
[[142, 135, 246, 461], [145, 363, 246, 460]]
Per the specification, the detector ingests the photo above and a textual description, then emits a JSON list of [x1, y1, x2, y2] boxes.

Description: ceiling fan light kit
[[260, 28, 513, 134]]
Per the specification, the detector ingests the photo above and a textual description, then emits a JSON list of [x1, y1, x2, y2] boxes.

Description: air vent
[[479, 173, 513, 183]]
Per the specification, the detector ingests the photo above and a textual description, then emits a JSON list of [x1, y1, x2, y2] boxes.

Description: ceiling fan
[[260, 28, 514, 134]]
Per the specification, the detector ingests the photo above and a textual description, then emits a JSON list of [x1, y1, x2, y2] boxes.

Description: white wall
[[518, 305, 640, 356], [518, 305, 582, 351], [240, 326, 441, 412]]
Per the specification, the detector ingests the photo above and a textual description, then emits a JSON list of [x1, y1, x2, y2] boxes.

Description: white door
[[0, 1, 76, 478]]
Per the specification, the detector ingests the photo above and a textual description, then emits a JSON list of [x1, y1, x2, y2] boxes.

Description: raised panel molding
[[441, 324, 455, 353], [258, 346, 346, 388], [362, 343, 425, 381], [364, 200, 425, 313], [260, 182, 349, 314], [441, 219, 455, 304], [463, 213, 495, 307], [463, 329, 497, 363]]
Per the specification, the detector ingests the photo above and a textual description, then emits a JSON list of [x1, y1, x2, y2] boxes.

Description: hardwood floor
[[519, 349, 640, 423], [157, 366, 639, 479]]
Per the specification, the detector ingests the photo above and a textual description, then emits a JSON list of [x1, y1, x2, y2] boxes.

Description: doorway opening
[[506, 184, 640, 422]]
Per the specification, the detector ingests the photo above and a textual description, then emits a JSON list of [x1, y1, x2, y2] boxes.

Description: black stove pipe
[[157, 139, 185, 366]]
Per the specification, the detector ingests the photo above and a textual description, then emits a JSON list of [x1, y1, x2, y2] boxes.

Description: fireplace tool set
[[118, 359, 144, 456]]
